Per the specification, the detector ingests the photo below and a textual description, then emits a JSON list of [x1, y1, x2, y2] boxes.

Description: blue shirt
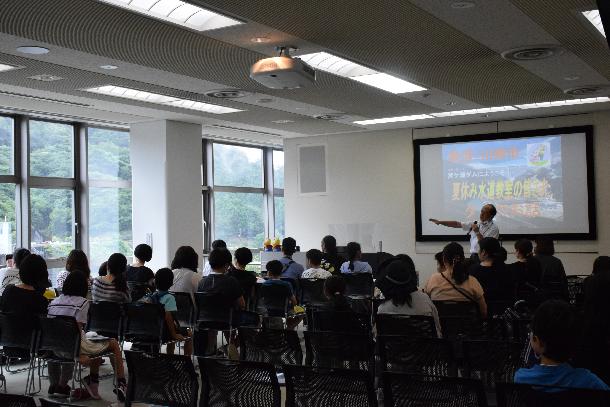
[[279, 256, 304, 280], [515, 363, 609, 391], [262, 278, 294, 296], [340, 260, 373, 274]]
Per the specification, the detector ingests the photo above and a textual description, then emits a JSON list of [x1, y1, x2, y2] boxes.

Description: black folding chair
[[238, 327, 303, 369], [199, 357, 281, 407], [280, 278, 299, 298], [304, 331, 374, 372], [376, 314, 437, 337], [257, 285, 290, 318], [123, 303, 165, 353], [127, 281, 149, 302], [86, 301, 124, 342], [434, 301, 484, 339], [195, 292, 236, 331], [0, 312, 38, 394], [378, 335, 456, 376], [172, 291, 196, 330], [343, 274, 374, 297], [383, 372, 488, 407], [462, 340, 524, 388], [311, 310, 371, 334], [0, 393, 37, 407], [496, 381, 610, 407], [299, 279, 327, 306], [124, 350, 198, 407], [284, 364, 378, 407], [566, 275, 587, 309]]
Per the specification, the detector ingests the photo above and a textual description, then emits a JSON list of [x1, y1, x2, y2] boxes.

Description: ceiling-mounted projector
[[250, 47, 315, 89]]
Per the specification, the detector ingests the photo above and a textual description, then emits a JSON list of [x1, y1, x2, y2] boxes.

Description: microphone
[[468, 221, 478, 234]]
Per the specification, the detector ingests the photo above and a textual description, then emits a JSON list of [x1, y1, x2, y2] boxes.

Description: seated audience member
[[48, 271, 127, 401], [227, 247, 257, 306], [198, 248, 245, 310], [262, 260, 302, 329], [424, 242, 487, 318], [469, 237, 513, 310], [56, 249, 92, 291], [142, 268, 192, 356], [509, 238, 543, 304], [377, 255, 441, 337], [126, 244, 154, 286], [91, 253, 130, 303], [0, 248, 30, 295], [97, 261, 107, 277], [515, 300, 609, 390], [584, 256, 610, 295], [202, 239, 227, 277], [320, 275, 352, 312], [280, 237, 305, 279], [3, 253, 13, 268], [340, 242, 373, 274], [320, 235, 345, 275], [534, 236, 569, 301], [0, 253, 48, 315], [170, 246, 202, 298], [302, 249, 332, 279], [434, 251, 445, 274]]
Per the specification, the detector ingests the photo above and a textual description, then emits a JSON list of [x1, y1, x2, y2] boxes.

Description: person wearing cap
[[376, 254, 441, 337]]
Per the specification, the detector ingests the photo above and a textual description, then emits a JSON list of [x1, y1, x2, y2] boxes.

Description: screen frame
[[413, 125, 596, 242]]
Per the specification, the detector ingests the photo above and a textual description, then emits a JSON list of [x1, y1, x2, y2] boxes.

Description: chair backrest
[[566, 275, 587, 308], [376, 314, 437, 337], [0, 394, 37, 407], [311, 310, 371, 334], [496, 382, 610, 407], [86, 301, 124, 340], [433, 301, 483, 339], [383, 372, 487, 407], [257, 285, 289, 318], [123, 303, 165, 344], [280, 277, 299, 296], [343, 273, 374, 297], [462, 340, 524, 387], [127, 281, 149, 302], [124, 350, 198, 407], [199, 357, 281, 407], [195, 292, 235, 329], [37, 316, 80, 361], [238, 327, 303, 368], [171, 291, 196, 328], [304, 331, 374, 372], [299, 279, 327, 305], [283, 364, 377, 407], [0, 312, 37, 352], [378, 335, 456, 376]]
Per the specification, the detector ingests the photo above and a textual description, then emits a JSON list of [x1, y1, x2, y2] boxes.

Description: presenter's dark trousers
[[470, 253, 480, 263]]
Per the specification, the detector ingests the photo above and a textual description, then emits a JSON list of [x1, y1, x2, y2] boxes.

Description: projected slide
[[415, 126, 595, 240]]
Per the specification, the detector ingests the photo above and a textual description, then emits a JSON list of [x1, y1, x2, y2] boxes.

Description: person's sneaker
[[51, 384, 71, 399], [113, 381, 127, 402], [71, 387, 93, 401], [81, 375, 101, 400]]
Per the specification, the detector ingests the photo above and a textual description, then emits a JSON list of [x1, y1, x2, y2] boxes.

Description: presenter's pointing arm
[[429, 219, 462, 228]]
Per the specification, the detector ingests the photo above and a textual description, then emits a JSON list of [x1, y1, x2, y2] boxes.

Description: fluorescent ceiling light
[[84, 85, 243, 114], [99, 0, 242, 31], [298, 52, 426, 94], [0, 63, 20, 73], [353, 114, 432, 125], [431, 106, 517, 117], [516, 97, 610, 109], [582, 10, 606, 37]]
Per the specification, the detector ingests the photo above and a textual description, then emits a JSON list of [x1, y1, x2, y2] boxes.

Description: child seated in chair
[[47, 270, 127, 401], [301, 249, 332, 279], [141, 268, 193, 356], [262, 260, 303, 329], [514, 300, 609, 391]]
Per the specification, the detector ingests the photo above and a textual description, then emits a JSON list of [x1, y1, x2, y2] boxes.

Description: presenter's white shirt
[[461, 220, 500, 254]]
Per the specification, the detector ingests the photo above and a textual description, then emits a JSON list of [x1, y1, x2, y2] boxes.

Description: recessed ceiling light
[[251, 36, 271, 43], [431, 106, 516, 117], [16, 46, 49, 55], [353, 114, 432, 125], [99, 0, 242, 31], [298, 52, 426, 94], [28, 74, 63, 82], [563, 75, 580, 81], [257, 98, 273, 103], [99, 65, 119, 70], [582, 10, 606, 38], [451, 1, 476, 9], [272, 119, 294, 124], [0, 63, 21, 73], [501, 45, 564, 61], [446, 101, 457, 106], [83, 85, 243, 114], [516, 97, 610, 109], [205, 89, 247, 98]]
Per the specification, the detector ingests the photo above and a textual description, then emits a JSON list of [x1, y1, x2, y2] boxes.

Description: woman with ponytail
[[469, 237, 513, 310], [340, 242, 372, 274], [424, 242, 487, 318], [321, 275, 352, 312], [91, 253, 130, 303], [320, 235, 345, 275]]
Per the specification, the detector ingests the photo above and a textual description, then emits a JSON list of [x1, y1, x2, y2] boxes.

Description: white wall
[[284, 111, 610, 284], [131, 120, 203, 270]]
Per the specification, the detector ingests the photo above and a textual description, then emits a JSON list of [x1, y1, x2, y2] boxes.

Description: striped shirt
[[461, 220, 500, 254], [91, 277, 130, 303], [0, 267, 21, 295], [48, 295, 89, 325]]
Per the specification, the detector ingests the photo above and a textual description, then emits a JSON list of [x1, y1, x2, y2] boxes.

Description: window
[[87, 127, 132, 268], [29, 121, 74, 178], [0, 117, 16, 259], [203, 142, 284, 268], [30, 188, 74, 258], [0, 116, 14, 176]]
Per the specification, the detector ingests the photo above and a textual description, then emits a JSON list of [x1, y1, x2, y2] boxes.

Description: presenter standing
[[429, 204, 500, 263]]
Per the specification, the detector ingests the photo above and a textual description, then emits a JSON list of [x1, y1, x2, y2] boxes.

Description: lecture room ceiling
[[0, 0, 608, 144]]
